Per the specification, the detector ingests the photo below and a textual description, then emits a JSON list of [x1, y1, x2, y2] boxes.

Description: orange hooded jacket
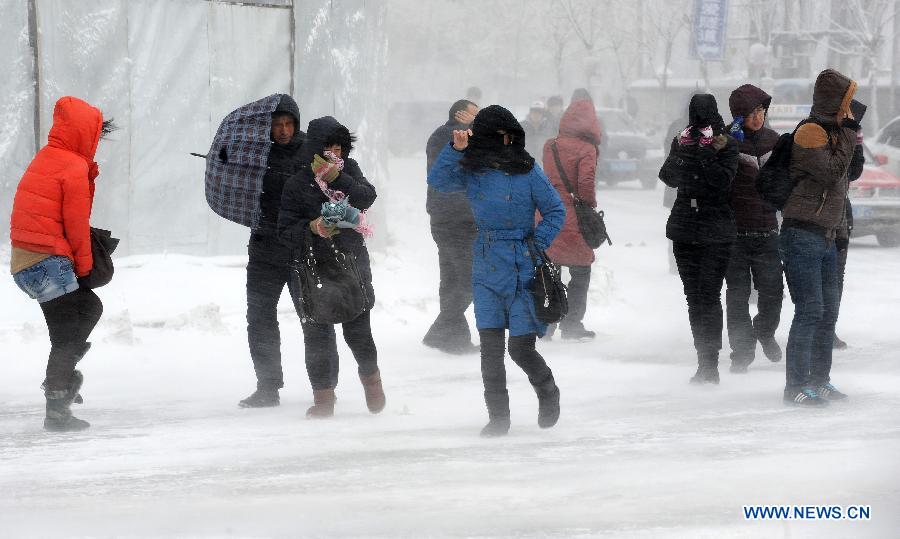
[[10, 97, 102, 277]]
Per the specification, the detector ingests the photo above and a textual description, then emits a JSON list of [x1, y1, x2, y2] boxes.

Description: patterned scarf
[[314, 151, 374, 237]]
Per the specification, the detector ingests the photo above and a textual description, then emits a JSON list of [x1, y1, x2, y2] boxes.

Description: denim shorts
[[13, 255, 79, 303]]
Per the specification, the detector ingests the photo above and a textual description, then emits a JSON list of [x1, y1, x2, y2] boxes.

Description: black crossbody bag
[[550, 140, 612, 248]]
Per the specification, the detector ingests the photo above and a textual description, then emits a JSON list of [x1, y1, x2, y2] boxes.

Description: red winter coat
[[539, 99, 601, 266], [10, 97, 102, 277]]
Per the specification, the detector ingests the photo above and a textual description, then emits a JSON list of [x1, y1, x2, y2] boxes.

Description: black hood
[[301, 115, 351, 163], [688, 94, 726, 136], [460, 105, 534, 174], [271, 94, 304, 151]]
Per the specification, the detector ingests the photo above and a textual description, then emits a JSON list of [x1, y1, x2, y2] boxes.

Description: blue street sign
[[691, 0, 729, 61]]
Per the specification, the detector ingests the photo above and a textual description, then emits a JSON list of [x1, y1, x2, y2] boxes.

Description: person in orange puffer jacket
[[9, 96, 115, 432]]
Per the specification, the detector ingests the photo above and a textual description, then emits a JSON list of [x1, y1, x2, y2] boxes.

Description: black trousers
[[246, 233, 293, 390], [673, 242, 732, 363], [561, 265, 591, 327], [724, 234, 784, 363], [302, 309, 378, 391], [424, 221, 476, 347], [39, 288, 103, 392], [479, 329, 552, 417]]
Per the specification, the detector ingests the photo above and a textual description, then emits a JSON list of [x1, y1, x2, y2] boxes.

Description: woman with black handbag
[[9, 97, 115, 432], [278, 116, 384, 418], [428, 105, 566, 437], [541, 91, 605, 341]]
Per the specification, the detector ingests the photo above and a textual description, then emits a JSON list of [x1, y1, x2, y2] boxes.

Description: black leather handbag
[[527, 239, 568, 324], [290, 229, 369, 325], [78, 227, 119, 289], [550, 140, 612, 248]]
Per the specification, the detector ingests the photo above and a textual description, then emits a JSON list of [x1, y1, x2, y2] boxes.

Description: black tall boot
[[480, 390, 511, 437], [533, 375, 560, 428]]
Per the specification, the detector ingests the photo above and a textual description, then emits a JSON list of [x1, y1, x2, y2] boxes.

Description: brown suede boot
[[359, 370, 386, 414], [306, 389, 336, 418]]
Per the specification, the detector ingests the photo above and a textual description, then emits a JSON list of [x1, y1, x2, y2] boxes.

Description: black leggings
[[479, 329, 552, 396], [302, 309, 378, 391], [39, 288, 103, 391]]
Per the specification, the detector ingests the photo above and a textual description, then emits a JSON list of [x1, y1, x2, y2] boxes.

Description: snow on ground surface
[[1, 156, 899, 538]]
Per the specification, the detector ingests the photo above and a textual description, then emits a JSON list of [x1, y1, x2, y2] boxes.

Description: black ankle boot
[[533, 376, 560, 428], [480, 390, 510, 437], [239, 387, 281, 408], [44, 393, 90, 432], [690, 351, 720, 385]]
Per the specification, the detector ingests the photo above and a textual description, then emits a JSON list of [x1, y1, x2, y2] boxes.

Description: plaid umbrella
[[204, 94, 283, 228]]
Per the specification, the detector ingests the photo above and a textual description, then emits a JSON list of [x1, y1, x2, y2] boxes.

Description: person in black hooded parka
[[239, 95, 305, 408], [659, 94, 739, 384], [278, 116, 385, 418]]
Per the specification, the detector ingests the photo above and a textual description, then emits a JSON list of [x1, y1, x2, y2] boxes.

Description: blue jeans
[[779, 227, 840, 389], [13, 255, 79, 303]]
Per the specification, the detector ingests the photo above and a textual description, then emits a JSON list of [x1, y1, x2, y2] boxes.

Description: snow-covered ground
[[1, 157, 898, 538]]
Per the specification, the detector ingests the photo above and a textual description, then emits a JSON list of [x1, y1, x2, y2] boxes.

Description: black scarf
[[459, 105, 535, 175]]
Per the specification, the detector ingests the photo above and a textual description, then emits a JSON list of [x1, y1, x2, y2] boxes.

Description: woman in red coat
[[541, 91, 602, 341], [9, 96, 113, 432]]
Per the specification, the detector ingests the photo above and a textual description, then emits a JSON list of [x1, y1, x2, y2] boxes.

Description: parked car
[[849, 144, 900, 247], [868, 115, 900, 179], [595, 107, 660, 189]]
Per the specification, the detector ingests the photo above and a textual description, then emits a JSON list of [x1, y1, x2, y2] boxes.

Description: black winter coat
[[730, 126, 779, 232], [659, 135, 740, 244], [426, 120, 474, 226], [278, 116, 377, 303], [257, 95, 305, 236]]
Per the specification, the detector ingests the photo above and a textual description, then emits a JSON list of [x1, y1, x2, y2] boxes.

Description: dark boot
[[833, 334, 848, 350], [239, 387, 280, 408], [759, 336, 783, 362], [44, 393, 90, 432], [306, 388, 336, 418], [480, 390, 510, 437], [690, 351, 720, 385], [69, 369, 84, 405], [359, 370, 386, 414], [533, 376, 560, 429], [560, 322, 596, 342]]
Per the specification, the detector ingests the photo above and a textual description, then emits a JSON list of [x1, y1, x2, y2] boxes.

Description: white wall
[[0, 0, 388, 255]]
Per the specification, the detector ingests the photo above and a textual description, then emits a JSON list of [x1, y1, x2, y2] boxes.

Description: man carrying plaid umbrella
[[204, 94, 305, 407]]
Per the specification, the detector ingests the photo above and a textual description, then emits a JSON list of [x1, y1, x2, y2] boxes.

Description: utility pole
[[27, 0, 40, 152], [893, 0, 900, 117]]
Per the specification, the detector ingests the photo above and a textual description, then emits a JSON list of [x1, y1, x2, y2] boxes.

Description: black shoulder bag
[[527, 239, 568, 324], [78, 227, 119, 289], [550, 140, 612, 248], [290, 229, 369, 325]]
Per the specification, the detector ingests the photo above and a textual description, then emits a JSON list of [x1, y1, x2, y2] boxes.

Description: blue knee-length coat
[[428, 143, 565, 336]]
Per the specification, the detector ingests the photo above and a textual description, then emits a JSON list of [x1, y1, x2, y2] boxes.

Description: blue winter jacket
[[428, 143, 565, 336]]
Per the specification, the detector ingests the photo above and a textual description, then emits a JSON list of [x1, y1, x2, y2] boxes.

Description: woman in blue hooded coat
[[428, 105, 565, 437]]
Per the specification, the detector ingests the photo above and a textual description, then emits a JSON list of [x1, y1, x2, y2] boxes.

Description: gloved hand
[[310, 216, 340, 238], [711, 134, 728, 151], [312, 154, 341, 183]]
